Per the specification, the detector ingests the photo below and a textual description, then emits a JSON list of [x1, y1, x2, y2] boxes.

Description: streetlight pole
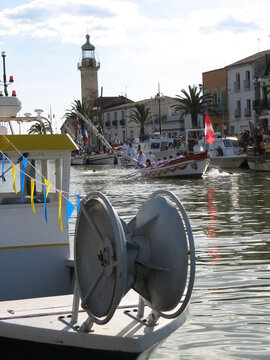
[[155, 82, 163, 136], [1, 52, 8, 96], [199, 83, 205, 128]]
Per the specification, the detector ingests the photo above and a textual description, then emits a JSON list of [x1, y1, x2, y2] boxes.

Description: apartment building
[[226, 50, 270, 134], [102, 96, 188, 143]]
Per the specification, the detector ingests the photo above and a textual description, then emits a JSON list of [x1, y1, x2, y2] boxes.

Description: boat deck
[[0, 291, 188, 354]]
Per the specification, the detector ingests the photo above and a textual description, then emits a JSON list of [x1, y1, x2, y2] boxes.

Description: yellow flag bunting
[[1, 150, 80, 233]]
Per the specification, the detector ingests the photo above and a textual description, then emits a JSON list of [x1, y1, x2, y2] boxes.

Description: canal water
[[69, 165, 270, 360]]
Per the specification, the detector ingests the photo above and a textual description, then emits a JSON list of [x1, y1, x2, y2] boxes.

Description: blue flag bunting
[[20, 156, 28, 203], [1, 154, 5, 182], [44, 185, 48, 223], [66, 199, 75, 223], [76, 194, 80, 214]]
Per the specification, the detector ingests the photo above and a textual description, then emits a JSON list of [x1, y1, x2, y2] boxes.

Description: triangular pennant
[[66, 199, 75, 223], [20, 156, 28, 203], [30, 178, 35, 214], [76, 194, 80, 214], [58, 191, 63, 233], [12, 164, 17, 194], [44, 185, 48, 223]]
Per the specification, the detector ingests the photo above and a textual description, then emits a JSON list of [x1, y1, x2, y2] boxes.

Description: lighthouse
[[78, 34, 100, 109]]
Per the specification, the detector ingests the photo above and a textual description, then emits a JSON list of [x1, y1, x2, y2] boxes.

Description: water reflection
[[69, 165, 270, 359]]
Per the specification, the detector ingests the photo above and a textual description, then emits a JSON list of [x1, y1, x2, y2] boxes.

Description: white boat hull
[[71, 155, 87, 165], [210, 154, 247, 168], [140, 151, 209, 178], [247, 159, 270, 172]]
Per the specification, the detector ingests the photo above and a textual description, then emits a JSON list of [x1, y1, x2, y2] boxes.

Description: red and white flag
[[205, 114, 215, 144]]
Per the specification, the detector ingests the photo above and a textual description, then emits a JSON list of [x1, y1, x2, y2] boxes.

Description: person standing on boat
[[146, 151, 156, 165], [216, 146, 223, 156], [121, 139, 129, 154], [127, 142, 137, 159], [137, 150, 146, 167]]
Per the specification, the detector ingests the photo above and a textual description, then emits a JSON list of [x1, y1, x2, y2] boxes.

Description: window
[[106, 113, 110, 121], [244, 71, 250, 88], [235, 100, 241, 117], [244, 99, 251, 117], [114, 112, 117, 121], [234, 73, 240, 90]]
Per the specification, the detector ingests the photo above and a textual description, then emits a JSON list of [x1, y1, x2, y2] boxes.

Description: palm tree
[[64, 99, 92, 145], [173, 85, 210, 129], [28, 121, 52, 134], [64, 99, 91, 124], [128, 103, 152, 140]]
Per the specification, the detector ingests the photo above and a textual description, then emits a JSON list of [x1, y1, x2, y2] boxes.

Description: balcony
[[119, 119, 126, 126], [234, 109, 241, 118], [244, 108, 251, 117], [105, 121, 111, 128], [253, 98, 270, 113], [112, 120, 118, 127]]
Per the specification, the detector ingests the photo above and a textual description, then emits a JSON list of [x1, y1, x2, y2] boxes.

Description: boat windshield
[[223, 140, 233, 147], [150, 142, 161, 150], [231, 140, 239, 148]]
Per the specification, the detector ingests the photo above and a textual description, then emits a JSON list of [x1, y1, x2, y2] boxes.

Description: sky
[[0, 0, 270, 132]]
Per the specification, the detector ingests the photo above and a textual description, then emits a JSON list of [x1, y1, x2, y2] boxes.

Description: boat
[[136, 137, 184, 160], [0, 54, 196, 358], [246, 147, 270, 171], [246, 120, 270, 171], [197, 134, 247, 169], [86, 152, 114, 165], [207, 136, 247, 168], [116, 137, 185, 168], [71, 152, 87, 165], [139, 151, 210, 178]]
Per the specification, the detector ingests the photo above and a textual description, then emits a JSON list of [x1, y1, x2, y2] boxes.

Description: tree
[[64, 99, 93, 145], [64, 99, 90, 125], [28, 121, 52, 134], [128, 103, 152, 140], [173, 85, 211, 129]]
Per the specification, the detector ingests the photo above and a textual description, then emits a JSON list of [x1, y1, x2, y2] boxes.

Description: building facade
[[203, 50, 270, 136], [102, 96, 193, 143]]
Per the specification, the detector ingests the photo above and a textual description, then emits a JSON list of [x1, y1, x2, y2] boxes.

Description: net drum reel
[[74, 190, 195, 327]]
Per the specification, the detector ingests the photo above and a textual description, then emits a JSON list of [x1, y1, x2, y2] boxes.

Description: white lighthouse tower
[[78, 34, 100, 109]]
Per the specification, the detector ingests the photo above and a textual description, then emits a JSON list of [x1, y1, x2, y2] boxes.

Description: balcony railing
[[119, 119, 126, 126], [105, 121, 111, 128], [244, 108, 251, 117], [112, 120, 118, 127]]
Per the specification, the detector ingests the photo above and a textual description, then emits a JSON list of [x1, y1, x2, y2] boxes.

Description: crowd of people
[[119, 138, 185, 168], [120, 138, 158, 168]]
